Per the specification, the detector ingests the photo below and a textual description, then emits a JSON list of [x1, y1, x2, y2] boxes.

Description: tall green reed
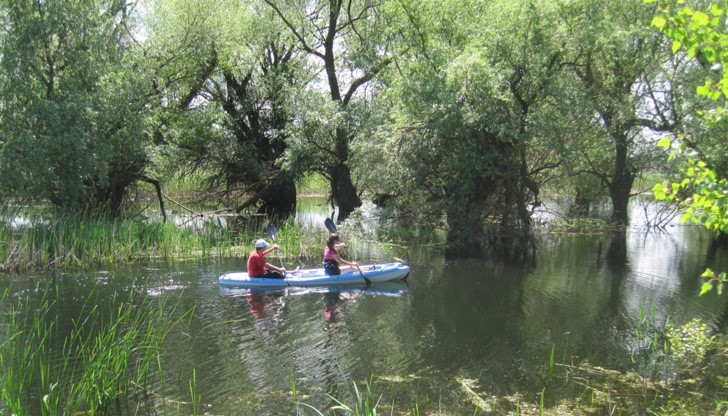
[[0, 281, 180, 415], [296, 377, 382, 416], [0, 211, 276, 271]]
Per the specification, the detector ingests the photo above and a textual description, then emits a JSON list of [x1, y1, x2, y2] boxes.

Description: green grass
[[297, 173, 329, 196], [0, 282, 186, 415], [0, 211, 320, 271]]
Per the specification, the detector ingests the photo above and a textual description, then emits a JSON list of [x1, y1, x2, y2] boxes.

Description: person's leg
[[324, 260, 340, 276], [263, 270, 286, 279]]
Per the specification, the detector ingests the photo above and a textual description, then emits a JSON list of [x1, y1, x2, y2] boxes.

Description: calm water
[[2, 204, 728, 414]]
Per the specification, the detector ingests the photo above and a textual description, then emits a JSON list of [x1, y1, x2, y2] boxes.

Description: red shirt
[[247, 250, 267, 277]]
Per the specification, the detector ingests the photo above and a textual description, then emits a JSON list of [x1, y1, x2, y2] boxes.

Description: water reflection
[[322, 290, 364, 321], [2, 206, 728, 413], [246, 291, 286, 325]]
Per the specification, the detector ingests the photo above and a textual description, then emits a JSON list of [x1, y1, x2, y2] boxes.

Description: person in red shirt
[[247, 239, 286, 278]]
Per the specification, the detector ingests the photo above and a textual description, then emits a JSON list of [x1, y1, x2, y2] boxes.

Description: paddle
[[323, 218, 371, 285], [266, 223, 286, 273], [324, 217, 337, 233]]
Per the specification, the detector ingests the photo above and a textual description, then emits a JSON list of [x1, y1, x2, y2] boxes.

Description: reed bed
[[0, 211, 315, 271], [0, 282, 184, 415]]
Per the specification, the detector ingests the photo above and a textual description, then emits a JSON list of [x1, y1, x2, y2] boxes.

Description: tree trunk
[[329, 126, 361, 221], [609, 178, 633, 225], [330, 162, 361, 221], [609, 139, 634, 225], [569, 188, 591, 218], [141, 176, 167, 223]]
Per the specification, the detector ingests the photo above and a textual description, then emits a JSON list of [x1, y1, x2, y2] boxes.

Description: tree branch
[[263, 0, 325, 59]]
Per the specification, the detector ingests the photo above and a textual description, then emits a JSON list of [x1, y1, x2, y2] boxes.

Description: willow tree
[[263, 0, 394, 221], [146, 0, 304, 216], [367, 0, 568, 258], [561, 0, 681, 225], [0, 0, 154, 216]]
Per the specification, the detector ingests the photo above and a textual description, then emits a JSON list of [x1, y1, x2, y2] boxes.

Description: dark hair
[[326, 233, 340, 251]]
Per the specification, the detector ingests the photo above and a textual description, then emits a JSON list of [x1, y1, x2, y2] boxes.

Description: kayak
[[218, 261, 410, 288]]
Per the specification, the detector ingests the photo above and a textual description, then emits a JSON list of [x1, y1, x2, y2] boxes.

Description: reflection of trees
[[406, 260, 530, 389], [317, 290, 363, 400], [706, 233, 728, 264], [605, 231, 628, 316]]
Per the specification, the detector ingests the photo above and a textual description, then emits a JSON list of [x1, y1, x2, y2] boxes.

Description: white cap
[[255, 239, 270, 249]]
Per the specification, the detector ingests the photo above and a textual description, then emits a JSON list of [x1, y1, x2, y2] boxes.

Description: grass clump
[[0, 282, 183, 415], [0, 212, 272, 271], [545, 217, 624, 234]]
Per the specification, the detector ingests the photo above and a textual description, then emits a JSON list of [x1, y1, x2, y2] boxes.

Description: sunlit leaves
[[0, 0, 151, 213], [652, 0, 728, 295], [654, 145, 728, 233], [699, 268, 726, 296]]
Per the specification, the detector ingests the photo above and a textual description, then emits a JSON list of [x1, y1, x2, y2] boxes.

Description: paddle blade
[[324, 218, 337, 233], [266, 223, 277, 242]]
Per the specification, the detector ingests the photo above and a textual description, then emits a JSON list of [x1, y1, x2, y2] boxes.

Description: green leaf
[[690, 11, 710, 28], [701, 268, 714, 278], [652, 15, 668, 30], [710, 3, 723, 14], [696, 84, 711, 97], [701, 47, 716, 63], [672, 39, 683, 53], [699, 281, 713, 296], [657, 137, 671, 148]]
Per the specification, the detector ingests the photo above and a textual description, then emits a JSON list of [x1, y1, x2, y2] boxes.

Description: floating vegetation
[[544, 218, 625, 234], [290, 330, 728, 415]]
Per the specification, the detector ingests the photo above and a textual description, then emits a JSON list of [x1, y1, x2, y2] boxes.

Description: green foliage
[[0, 209, 321, 271], [0, 0, 152, 215], [653, 156, 728, 233], [547, 218, 624, 234], [145, 0, 305, 214], [0, 283, 177, 415], [700, 268, 726, 296], [651, 0, 728, 294], [0, 213, 240, 270], [665, 319, 714, 369], [329, 378, 382, 416], [297, 173, 329, 195]]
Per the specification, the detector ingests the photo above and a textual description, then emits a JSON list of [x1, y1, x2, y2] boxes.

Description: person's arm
[[333, 253, 358, 267], [264, 245, 279, 256]]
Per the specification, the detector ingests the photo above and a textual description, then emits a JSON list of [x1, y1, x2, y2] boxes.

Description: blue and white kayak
[[218, 261, 410, 288]]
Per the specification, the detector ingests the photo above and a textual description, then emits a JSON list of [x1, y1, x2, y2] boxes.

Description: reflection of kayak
[[218, 262, 410, 288], [289, 281, 408, 297], [220, 281, 409, 297]]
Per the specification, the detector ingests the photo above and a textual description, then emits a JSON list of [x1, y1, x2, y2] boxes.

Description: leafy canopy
[[650, 0, 728, 294]]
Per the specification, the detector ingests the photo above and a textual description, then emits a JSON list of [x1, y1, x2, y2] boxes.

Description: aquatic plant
[[289, 329, 727, 415], [297, 377, 382, 416], [0, 212, 322, 272], [0, 282, 180, 415], [665, 319, 714, 371]]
